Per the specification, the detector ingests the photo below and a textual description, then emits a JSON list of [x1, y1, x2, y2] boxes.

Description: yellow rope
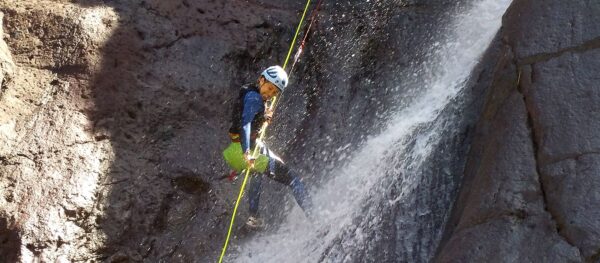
[[283, 0, 313, 71], [218, 0, 312, 262]]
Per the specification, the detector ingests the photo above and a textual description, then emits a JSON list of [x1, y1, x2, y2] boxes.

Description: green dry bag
[[223, 142, 269, 173]]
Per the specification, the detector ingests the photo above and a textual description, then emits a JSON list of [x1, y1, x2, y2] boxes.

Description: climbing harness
[[218, 0, 323, 262]]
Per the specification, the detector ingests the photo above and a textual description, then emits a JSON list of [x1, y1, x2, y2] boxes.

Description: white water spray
[[235, 0, 512, 261]]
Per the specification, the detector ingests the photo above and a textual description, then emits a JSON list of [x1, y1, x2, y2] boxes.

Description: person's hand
[[264, 107, 274, 124], [244, 151, 255, 168]]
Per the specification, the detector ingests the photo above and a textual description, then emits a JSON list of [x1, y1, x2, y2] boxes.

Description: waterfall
[[234, 0, 512, 261]]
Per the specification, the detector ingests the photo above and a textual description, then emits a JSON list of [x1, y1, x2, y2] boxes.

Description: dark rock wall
[[316, 17, 510, 263], [437, 0, 600, 262], [265, 2, 480, 262], [274, 0, 461, 180]]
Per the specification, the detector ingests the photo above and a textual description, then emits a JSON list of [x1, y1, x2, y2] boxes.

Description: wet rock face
[[286, 1, 492, 262], [437, 0, 600, 262], [278, 0, 462, 177]]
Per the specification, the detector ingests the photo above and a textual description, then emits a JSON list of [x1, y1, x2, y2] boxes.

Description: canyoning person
[[223, 65, 312, 229]]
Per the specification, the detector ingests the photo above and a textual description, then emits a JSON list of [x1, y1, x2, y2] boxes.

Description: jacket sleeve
[[240, 92, 263, 153]]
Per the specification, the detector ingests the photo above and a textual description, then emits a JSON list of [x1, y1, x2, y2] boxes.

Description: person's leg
[[267, 157, 313, 213], [247, 173, 263, 217], [289, 176, 312, 213]]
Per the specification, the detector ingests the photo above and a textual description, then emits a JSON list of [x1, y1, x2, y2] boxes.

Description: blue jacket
[[240, 90, 264, 152], [229, 84, 265, 153]]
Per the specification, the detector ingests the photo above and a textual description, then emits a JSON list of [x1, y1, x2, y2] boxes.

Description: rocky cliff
[[437, 0, 600, 262], [1, 0, 598, 262], [0, 0, 464, 261]]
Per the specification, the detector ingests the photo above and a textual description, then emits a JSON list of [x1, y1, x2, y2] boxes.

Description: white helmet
[[261, 66, 288, 92]]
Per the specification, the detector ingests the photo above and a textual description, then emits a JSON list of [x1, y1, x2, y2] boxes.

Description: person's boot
[[245, 216, 264, 229]]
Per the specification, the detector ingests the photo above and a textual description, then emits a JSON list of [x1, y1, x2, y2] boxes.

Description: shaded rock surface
[[0, 0, 310, 261], [437, 0, 600, 262]]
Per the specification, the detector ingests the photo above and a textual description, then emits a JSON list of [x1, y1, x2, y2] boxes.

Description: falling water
[[234, 0, 512, 261]]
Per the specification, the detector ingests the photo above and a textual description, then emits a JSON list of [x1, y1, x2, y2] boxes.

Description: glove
[[244, 151, 255, 168]]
